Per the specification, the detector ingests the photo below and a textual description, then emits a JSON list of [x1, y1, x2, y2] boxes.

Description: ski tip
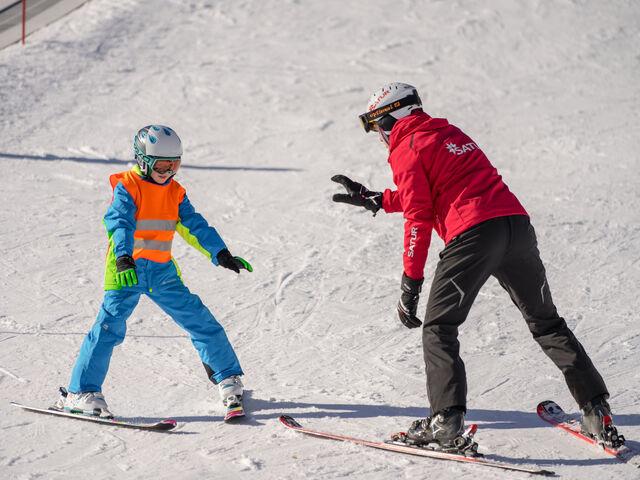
[[10, 402, 37, 411], [224, 403, 245, 422], [143, 418, 178, 432], [537, 400, 564, 415], [279, 415, 302, 429], [224, 412, 246, 422]]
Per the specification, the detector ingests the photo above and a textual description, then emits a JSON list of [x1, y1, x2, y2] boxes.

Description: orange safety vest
[[109, 169, 186, 263]]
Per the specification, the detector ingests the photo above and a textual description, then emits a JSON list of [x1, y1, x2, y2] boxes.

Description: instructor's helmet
[[133, 125, 183, 178], [359, 83, 422, 145]]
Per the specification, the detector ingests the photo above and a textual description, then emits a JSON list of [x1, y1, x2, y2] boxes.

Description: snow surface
[[1, 0, 639, 479]]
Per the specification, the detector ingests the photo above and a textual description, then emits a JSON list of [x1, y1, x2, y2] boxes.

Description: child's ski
[[278, 415, 554, 476], [11, 402, 177, 432]]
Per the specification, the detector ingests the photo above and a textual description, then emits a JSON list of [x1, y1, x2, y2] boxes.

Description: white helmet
[[359, 82, 422, 143], [133, 125, 182, 177]]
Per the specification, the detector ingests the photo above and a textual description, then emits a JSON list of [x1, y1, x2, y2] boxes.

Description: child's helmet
[[133, 125, 183, 177]]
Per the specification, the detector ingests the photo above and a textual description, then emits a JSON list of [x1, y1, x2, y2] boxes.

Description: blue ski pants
[[69, 259, 242, 392]]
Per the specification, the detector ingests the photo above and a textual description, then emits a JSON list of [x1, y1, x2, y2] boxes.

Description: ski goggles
[[151, 157, 181, 175], [358, 92, 421, 133]]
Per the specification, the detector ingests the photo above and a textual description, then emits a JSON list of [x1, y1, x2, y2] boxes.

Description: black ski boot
[[405, 407, 467, 449], [581, 395, 625, 448]]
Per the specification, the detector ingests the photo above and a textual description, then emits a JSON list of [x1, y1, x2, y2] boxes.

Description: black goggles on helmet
[[358, 92, 421, 133]]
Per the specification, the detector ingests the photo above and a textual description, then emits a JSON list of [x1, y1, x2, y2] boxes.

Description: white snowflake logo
[[445, 142, 458, 154], [444, 141, 478, 156]]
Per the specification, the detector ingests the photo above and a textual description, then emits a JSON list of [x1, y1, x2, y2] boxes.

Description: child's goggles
[[151, 157, 181, 175]]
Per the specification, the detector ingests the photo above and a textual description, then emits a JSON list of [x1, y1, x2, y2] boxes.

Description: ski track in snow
[[1, 0, 640, 479]]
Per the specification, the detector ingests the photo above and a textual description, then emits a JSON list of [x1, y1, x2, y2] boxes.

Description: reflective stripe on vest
[[136, 220, 177, 231], [134, 239, 173, 251]]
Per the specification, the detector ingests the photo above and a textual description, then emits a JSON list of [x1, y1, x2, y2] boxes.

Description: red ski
[[279, 415, 554, 476], [537, 400, 636, 462]]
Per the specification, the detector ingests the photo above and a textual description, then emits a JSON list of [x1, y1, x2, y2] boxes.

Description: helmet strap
[[378, 128, 390, 146]]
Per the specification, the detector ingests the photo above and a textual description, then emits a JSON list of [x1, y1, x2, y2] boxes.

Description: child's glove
[[115, 255, 138, 287], [216, 249, 253, 274]]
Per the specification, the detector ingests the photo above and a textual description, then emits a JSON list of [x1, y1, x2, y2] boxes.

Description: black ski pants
[[423, 215, 608, 414]]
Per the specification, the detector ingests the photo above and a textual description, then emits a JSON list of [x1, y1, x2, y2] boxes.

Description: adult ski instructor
[[331, 82, 623, 450]]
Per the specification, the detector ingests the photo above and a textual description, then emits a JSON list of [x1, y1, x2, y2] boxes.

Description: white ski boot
[[218, 375, 244, 421], [54, 387, 114, 418]]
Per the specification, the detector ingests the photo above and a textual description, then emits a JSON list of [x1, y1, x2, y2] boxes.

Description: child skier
[[56, 125, 251, 419]]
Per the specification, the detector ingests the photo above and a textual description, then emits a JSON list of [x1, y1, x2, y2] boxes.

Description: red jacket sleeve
[[393, 155, 434, 280], [382, 189, 403, 213]]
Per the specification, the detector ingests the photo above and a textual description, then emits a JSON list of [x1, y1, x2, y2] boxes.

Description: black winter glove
[[216, 249, 253, 274], [397, 273, 424, 329], [331, 175, 382, 215]]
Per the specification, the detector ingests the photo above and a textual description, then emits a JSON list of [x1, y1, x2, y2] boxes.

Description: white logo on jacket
[[408, 227, 418, 257], [445, 142, 478, 155]]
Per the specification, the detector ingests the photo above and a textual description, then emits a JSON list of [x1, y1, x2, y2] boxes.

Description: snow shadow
[[0, 152, 302, 172], [245, 397, 640, 431]]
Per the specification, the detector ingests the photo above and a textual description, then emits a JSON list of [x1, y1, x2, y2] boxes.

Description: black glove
[[216, 249, 253, 274], [115, 255, 138, 287], [331, 175, 382, 215], [397, 273, 424, 329]]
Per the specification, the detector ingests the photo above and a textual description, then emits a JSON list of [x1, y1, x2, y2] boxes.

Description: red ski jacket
[[382, 111, 528, 280]]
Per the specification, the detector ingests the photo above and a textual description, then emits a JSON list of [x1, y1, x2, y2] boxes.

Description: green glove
[[115, 255, 138, 287], [234, 256, 253, 273], [216, 249, 253, 273]]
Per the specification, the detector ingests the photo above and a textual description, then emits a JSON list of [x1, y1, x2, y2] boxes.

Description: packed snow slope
[[1, 1, 639, 478]]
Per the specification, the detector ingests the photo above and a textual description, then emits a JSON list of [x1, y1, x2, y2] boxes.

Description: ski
[[537, 400, 637, 463], [223, 395, 245, 422], [11, 402, 177, 432], [278, 415, 554, 476]]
